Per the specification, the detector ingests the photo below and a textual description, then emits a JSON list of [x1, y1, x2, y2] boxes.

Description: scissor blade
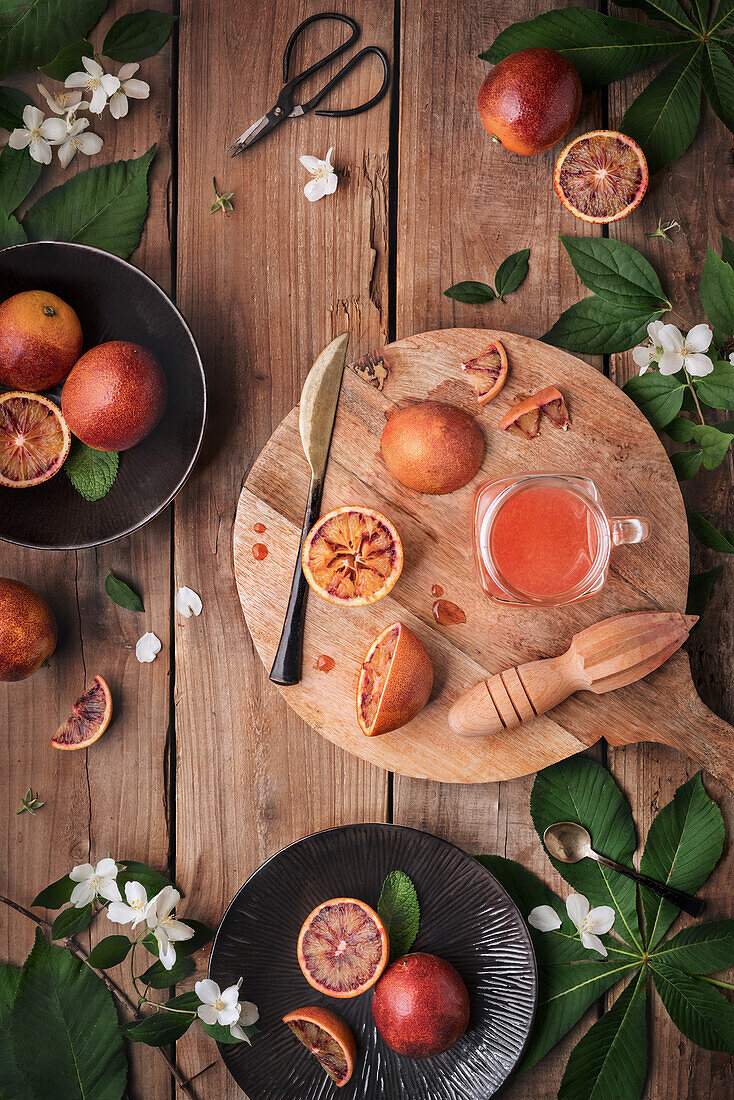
[[230, 113, 276, 156]]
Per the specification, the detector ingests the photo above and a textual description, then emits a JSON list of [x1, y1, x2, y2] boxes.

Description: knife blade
[[270, 333, 350, 685]]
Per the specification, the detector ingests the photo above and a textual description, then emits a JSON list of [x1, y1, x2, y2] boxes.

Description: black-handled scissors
[[230, 12, 389, 156]]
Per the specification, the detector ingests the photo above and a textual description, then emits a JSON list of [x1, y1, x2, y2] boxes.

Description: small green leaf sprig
[[104, 571, 144, 612], [16, 788, 45, 816], [377, 870, 420, 961], [210, 177, 234, 215], [444, 248, 530, 304]]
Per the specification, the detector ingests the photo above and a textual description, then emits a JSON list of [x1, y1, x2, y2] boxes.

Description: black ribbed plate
[[209, 823, 537, 1099]]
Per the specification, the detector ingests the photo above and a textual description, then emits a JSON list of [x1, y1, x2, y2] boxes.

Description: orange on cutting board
[[282, 1006, 356, 1088], [357, 622, 433, 737], [302, 506, 403, 606], [297, 897, 389, 998]]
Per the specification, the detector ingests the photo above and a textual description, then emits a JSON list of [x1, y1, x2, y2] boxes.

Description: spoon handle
[[589, 851, 704, 918]]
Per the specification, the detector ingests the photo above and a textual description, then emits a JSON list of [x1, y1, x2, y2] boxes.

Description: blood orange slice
[[499, 386, 570, 438], [51, 675, 112, 750], [282, 1007, 356, 1088], [0, 391, 70, 488], [302, 507, 403, 606], [554, 130, 648, 224], [461, 340, 508, 405], [357, 622, 433, 737], [297, 897, 389, 998]]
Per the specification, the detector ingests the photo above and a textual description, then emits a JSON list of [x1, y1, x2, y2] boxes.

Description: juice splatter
[[433, 599, 466, 625], [254, 522, 266, 534], [315, 654, 335, 673], [431, 584, 444, 598], [252, 543, 268, 561]]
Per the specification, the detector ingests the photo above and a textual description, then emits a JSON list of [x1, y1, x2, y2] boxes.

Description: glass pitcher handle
[[611, 516, 650, 546]]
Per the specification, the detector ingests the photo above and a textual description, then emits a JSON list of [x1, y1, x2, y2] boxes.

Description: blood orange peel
[[0, 391, 70, 488], [282, 1007, 356, 1088], [499, 386, 570, 439], [357, 622, 433, 737], [51, 675, 112, 750], [554, 130, 648, 224], [461, 340, 508, 405], [302, 507, 403, 606], [297, 897, 389, 998]]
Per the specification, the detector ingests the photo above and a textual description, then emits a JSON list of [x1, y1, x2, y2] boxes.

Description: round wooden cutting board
[[233, 328, 691, 783]]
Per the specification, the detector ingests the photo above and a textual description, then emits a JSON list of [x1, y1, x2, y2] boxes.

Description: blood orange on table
[[554, 130, 648, 223], [0, 391, 71, 488], [461, 339, 508, 405], [51, 675, 113, 750], [282, 1006, 356, 1088], [302, 506, 403, 606], [357, 622, 433, 737], [297, 897, 389, 998]]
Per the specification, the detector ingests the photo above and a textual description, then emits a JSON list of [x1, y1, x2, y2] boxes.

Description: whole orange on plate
[[0, 578, 57, 682], [478, 48, 582, 156], [302, 506, 403, 606], [554, 130, 648, 223], [51, 675, 112, 749], [0, 391, 70, 488], [297, 897, 389, 998], [0, 290, 82, 391], [461, 340, 508, 405], [381, 401, 484, 494], [371, 952, 470, 1058], [282, 1006, 356, 1088], [357, 622, 433, 737]]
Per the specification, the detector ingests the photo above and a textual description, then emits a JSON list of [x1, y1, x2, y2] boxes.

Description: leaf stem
[[699, 974, 734, 991], [667, 308, 696, 330], [685, 370, 707, 425]]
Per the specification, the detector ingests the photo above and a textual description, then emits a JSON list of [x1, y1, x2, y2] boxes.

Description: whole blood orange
[[554, 130, 648, 223], [297, 897, 389, 998], [381, 402, 484, 494], [371, 952, 470, 1058], [0, 391, 71, 487], [302, 506, 403, 606], [0, 290, 82, 391], [61, 341, 167, 451], [478, 48, 582, 156], [357, 622, 433, 737], [282, 1007, 356, 1088], [461, 340, 508, 405], [51, 675, 113, 749], [0, 578, 57, 682]]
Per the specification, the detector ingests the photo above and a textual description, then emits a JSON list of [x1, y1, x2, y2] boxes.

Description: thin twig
[[684, 370, 707, 426]]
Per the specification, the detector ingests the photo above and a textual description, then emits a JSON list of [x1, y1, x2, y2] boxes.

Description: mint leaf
[[494, 248, 530, 299], [559, 236, 668, 310], [544, 296, 660, 354], [86, 935, 132, 969], [377, 870, 420, 961], [622, 47, 703, 173], [32, 874, 74, 910], [444, 281, 496, 304], [623, 371, 686, 428], [65, 440, 118, 502], [103, 10, 177, 63], [670, 448, 703, 480], [651, 962, 734, 1052], [687, 507, 734, 553], [700, 247, 734, 336], [651, 920, 734, 975], [693, 360, 734, 409], [691, 423, 733, 469], [701, 41, 734, 132], [104, 571, 144, 612], [687, 566, 723, 618], [51, 903, 93, 940], [23, 145, 156, 259], [0, 0, 106, 80], [39, 39, 94, 81]]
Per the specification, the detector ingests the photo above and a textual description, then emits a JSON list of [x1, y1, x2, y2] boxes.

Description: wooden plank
[[173, 0, 393, 1088], [0, 3, 173, 1096]]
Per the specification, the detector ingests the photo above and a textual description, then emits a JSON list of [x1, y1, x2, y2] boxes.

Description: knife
[[269, 333, 350, 685]]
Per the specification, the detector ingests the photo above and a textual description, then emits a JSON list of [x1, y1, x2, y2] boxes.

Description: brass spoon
[[543, 821, 704, 918]]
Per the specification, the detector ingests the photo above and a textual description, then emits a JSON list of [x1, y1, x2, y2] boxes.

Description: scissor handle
[[282, 12, 360, 87], [309, 47, 390, 117]]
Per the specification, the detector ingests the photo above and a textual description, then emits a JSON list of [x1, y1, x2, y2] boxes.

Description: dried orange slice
[[554, 130, 648, 223], [0, 391, 70, 487], [51, 676, 112, 750], [302, 507, 403, 606], [283, 1007, 356, 1088], [461, 340, 508, 405], [357, 622, 433, 737], [499, 386, 570, 439], [297, 897, 389, 998]]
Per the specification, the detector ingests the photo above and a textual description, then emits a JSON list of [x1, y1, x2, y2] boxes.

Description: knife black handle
[[269, 476, 323, 685]]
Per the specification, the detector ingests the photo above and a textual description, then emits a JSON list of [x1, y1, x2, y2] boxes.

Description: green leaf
[[39, 39, 94, 81], [121, 1007, 195, 1045], [558, 969, 647, 1100], [700, 247, 734, 335], [201, 1020, 256, 1044], [65, 440, 119, 502], [163, 990, 200, 1011], [9, 928, 127, 1098], [104, 572, 144, 612], [623, 372, 686, 428], [0, 963, 28, 1100], [531, 757, 642, 951], [721, 232, 734, 268], [86, 935, 132, 969], [117, 860, 172, 897], [177, 918, 214, 957], [691, 423, 734, 468], [687, 507, 734, 552], [613, 0, 699, 33], [0, 85, 31, 129], [139, 954, 195, 989], [665, 416, 697, 442], [0, 0, 107, 80], [670, 448, 704, 480], [559, 236, 668, 310], [652, 920, 734, 974], [0, 145, 41, 219], [482, 9, 686, 91], [544, 296, 661, 355], [51, 902, 94, 940], [377, 870, 420, 960], [694, 360, 734, 409], [32, 873, 74, 910], [710, 0, 734, 33], [651, 961, 734, 1052], [103, 10, 177, 63], [701, 41, 734, 131], [640, 773, 725, 948], [0, 214, 25, 247], [687, 566, 723, 617], [443, 280, 496, 304], [622, 47, 703, 173], [494, 248, 530, 299], [23, 144, 156, 259]]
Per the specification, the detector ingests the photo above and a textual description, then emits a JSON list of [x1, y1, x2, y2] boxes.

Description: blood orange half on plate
[[282, 1007, 356, 1088], [554, 130, 648, 224], [297, 897, 389, 998]]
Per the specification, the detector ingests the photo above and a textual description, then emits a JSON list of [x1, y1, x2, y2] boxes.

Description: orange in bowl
[[0, 391, 70, 488], [302, 506, 403, 606], [357, 622, 433, 736], [282, 1006, 356, 1088], [297, 897, 389, 998]]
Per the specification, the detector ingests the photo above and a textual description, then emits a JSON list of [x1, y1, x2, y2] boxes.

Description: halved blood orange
[[461, 340, 508, 405], [498, 386, 570, 439], [51, 675, 112, 750], [283, 1006, 356, 1088], [297, 897, 389, 998], [302, 507, 403, 606], [357, 622, 433, 737], [554, 130, 648, 224], [0, 391, 71, 487]]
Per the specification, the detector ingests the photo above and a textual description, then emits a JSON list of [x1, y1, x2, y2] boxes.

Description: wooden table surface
[[1, 1, 732, 1097]]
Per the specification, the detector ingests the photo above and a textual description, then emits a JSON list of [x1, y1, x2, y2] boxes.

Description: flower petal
[[658, 324, 683, 353], [229, 1021, 247, 1041], [658, 350, 683, 375], [123, 78, 150, 100], [71, 880, 95, 907], [527, 905, 562, 932], [136, 632, 162, 663], [108, 92, 128, 119], [304, 177, 328, 202], [22, 104, 44, 129], [566, 893, 590, 930], [197, 1003, 219, 1024], [57, 140, 75, 168], [217, 1004, 240, 1026], [118, 62, 140, 80], [239, 1001, 259, 1026], [69, 863, 94, 882], [125, 881, 148, 905], [100, 74, 121, 96], [107, 901, 134, 923], [7, 128, 30, 149], [98, 880, 122, 903], [684, 353, 714, 377], [587, 905, 616, 934], [686, 323, 713, 353], [96, 858, 118, 877], [299, 154, 321, 173], [632, 345, 653, 368], [166, 919, 195, 941], [77, 132, 103, 155], [148, 884, 179, 919], [648, 319, 665, 343], [29, 138, 52, 164], [157, 934, 177, 970], [581, 930, 608, 956], [176, 586, 202, 618], [89, 88, 107, 114], [83, 56, 102, 76], [195, 978, 220, 1005], [42, 117, 68, 143], [323, 172, 338, 195]]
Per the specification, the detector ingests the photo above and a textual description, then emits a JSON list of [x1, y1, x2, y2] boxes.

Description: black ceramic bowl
[[209, 823, 538, 1100], [0, 241, 206, 549]]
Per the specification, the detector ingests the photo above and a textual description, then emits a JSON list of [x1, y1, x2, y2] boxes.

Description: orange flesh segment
[[285, 1019, 350, 1084], [461, 342, 507, 404], [300, 901, 385, 994], [52, 677, 112, 748], [307, 512, 399, 602], [0, 394, 68, 484], [358, 624, 399, 732], [557, 133, 645, 220]]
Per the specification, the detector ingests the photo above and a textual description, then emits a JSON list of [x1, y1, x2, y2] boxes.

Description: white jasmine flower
[[175, 586, 202, 618], [196, 978, 242, 1027], [136, 632, 161, 663], [299, 146, 338, 202], [632, 319, 667, 375], [229, 998, 259, 1042], [37, 84, 87, 116], [56, 115, 103, 168], [69, 857, 121, 908], [65, 57, 120, 115], [566, 893, 615, 957], [658, 323, 714, 378], [527, 904, 562, 932], [7, 105, 66, 165], [145, 885, 194, 970], [108, 63, 150, 119], [107, 880, 148, 928]]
